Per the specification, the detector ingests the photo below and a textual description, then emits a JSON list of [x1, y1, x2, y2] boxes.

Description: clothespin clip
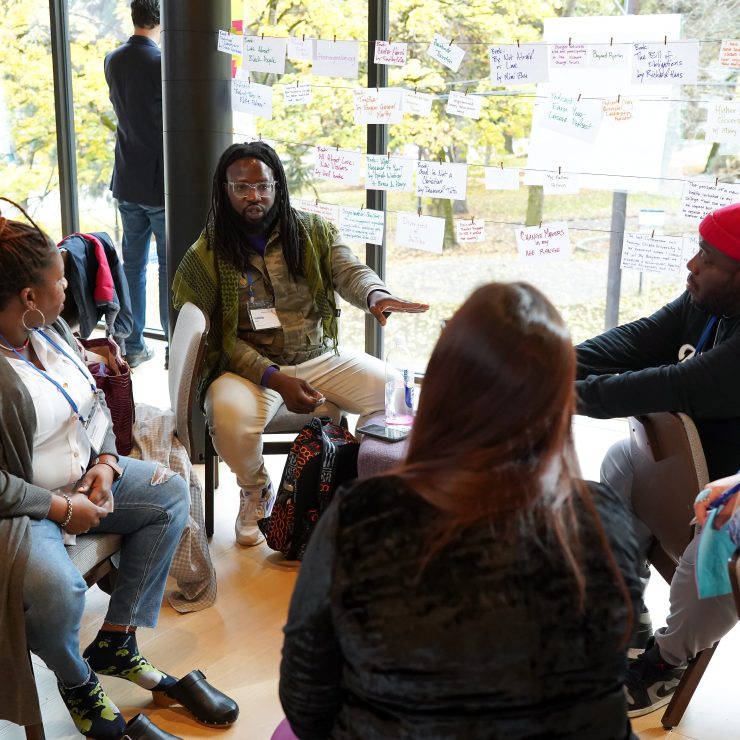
[[500, 161, 504, 170], [539, 220, 542, 229], [664, 35, 667, 45], [296, 80, 299, 87], [577, 93, 581, 102], [316, 198, 319, 206], [471, 215, 475, 224], [610, 37, 613, 47], [558, 165, 561, 175], [387, 151, 390, 159], [464, 87, 468, 96], [261, 33, 264, 40], [617, 94, 621, 103], [568, 37, 572, 46], [439, 155, 443, 164], [377, 86, 379, 93], [333, 34, 336, 43], [450, 38, 455, 47], [361, 202, 364, 210], [418, 207, 422, 217], [414, 86, 418, 95], [715, 177, 719, 186], [258, 133, 262, 141], [516, 39, 520, 48], [302, 33, 305, 42], [247, 77, 251, 84], [651, 229, 655, 238]]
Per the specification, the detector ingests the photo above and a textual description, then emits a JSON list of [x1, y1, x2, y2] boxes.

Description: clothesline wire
[[165, 74, 737, 102], [165, 28, 738, 46], [160, 127, 740, 187]]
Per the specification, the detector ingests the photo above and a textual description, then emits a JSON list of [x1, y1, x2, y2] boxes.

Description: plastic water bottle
[[385, 338, 414, 427]]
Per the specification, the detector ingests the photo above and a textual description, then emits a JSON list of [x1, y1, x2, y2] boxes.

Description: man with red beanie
[[575, 202, 740, 717]]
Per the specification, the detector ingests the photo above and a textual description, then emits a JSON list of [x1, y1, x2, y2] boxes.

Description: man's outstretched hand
[[368, 291, 429, 327]]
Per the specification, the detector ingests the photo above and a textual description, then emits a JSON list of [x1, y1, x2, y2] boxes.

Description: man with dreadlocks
[[172, 142, 428, 547]]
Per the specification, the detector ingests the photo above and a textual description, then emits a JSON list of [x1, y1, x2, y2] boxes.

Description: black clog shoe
[[120, 713, 182, 739], [152, 670, 239, 727]]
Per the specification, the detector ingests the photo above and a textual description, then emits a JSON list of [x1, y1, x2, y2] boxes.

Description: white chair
[[168, 302, 342, 537]]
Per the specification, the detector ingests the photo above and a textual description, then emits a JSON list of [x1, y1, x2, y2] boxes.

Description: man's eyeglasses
[[227, 181, 276, 197]]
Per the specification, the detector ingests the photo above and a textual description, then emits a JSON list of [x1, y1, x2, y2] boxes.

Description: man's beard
[[240, 203, 279, 235]]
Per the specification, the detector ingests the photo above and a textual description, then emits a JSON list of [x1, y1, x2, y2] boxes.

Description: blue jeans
[[118, 200, 168, 355], [22, 456, 189, 686]]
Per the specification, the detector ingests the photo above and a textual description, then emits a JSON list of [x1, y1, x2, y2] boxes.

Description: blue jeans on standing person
[[118, 200, 169, 356], [22, 456, 189, 687]]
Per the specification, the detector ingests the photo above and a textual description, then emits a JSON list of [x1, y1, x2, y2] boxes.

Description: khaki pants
[[205, 349, 385, 492]]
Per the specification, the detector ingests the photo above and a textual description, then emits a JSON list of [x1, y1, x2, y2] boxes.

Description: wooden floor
[[2, 340, 738, 739]]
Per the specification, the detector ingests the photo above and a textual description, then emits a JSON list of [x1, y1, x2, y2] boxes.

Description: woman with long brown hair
[[279, 282, 640, 739]]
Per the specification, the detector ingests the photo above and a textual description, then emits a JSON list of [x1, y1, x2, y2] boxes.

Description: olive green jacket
[[172, 210, 386, 407]]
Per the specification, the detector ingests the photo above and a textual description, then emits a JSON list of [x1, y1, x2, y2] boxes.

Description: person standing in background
[[105, 0, 168, 368]]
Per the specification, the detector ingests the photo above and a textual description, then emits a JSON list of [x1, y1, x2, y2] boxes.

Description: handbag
[[76, 336, 135, 456], [258, 417, 359, 560]]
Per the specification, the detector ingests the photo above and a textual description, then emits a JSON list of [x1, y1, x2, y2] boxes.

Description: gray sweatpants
[[601, 438, 738, 666]]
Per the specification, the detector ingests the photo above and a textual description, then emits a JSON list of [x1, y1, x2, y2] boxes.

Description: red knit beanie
[[699, 202, 740, 261]]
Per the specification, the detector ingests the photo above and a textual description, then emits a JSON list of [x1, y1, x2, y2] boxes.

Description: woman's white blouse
[[7, 330, 96, 491]]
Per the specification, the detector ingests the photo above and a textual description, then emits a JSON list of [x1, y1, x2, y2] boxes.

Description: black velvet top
[[280, 477, 640, 740]]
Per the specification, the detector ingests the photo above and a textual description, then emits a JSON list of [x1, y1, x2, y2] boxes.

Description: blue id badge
[[695, 509, 736, 599]]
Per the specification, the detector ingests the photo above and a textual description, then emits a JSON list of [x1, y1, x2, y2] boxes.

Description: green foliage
[[0, 0, 126, 227]]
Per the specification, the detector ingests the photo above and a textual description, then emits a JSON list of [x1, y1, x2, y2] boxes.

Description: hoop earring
[[22, 307, 47, 331]]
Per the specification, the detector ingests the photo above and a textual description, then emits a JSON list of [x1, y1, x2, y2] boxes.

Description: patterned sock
[[83, 630, 177, 691], [58, 670, 126, 740]]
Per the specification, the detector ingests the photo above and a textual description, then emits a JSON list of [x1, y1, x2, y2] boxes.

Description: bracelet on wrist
[[60, 493, 74, 530]]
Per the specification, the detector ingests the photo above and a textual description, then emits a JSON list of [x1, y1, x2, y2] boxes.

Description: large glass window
[[0, 2, 61, 233]]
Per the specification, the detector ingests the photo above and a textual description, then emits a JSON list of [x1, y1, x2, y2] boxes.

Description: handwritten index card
[[588, 44, 628, 70], [539, 92, 603, 143], [427, 35, 466, 72], [366, 155, 414, 192], [314, 147, 361, 185], [489, 44, 549, 85], [353, 88, 404, 124], [292, 198, 340, 226], [550, 44, 588, 69], [543, 172, 580, 194], [621, 232, 684, 275], [416, 161, 467, 201], [374, 41, 408, 66], [283, 83, 312, 106], [287, 37, 315, 61], [719, 40, 740, 69], [516, 223, 571, 261], [446, 91, 482, 120], [403, 90, 433, 117], [484, 167, 519, 190], [243, 36, 286, 74], [706, 100, 740, 145], [631, 41, 699, 85], [231, 80, 273, 118], [456, 219, 486, 243], [339, 207, 385, 245], [396, 212, 445, 253], [313, 40, 359, 78], [217, 31, 243, 56], [681, 180, 740, 221]]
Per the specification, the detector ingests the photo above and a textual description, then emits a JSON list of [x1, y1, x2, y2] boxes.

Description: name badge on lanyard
[[243, 269, 282, 331], [84, 396, 110, 455]]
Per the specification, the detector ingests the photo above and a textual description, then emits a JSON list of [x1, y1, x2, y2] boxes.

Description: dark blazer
[[104, 35, 164, 207]]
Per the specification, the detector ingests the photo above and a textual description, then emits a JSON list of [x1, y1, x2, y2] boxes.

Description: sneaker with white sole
[[624, 635, 686, 717], [235, 485, 274, 546]]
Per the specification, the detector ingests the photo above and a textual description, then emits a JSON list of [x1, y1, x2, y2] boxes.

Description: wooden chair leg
[[661, 642, 718, 729], [204, 433, 216, 537], [24, 723, 46, 740]]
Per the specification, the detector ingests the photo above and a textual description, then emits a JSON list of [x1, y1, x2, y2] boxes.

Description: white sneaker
[[235, 486, 274, 547]]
